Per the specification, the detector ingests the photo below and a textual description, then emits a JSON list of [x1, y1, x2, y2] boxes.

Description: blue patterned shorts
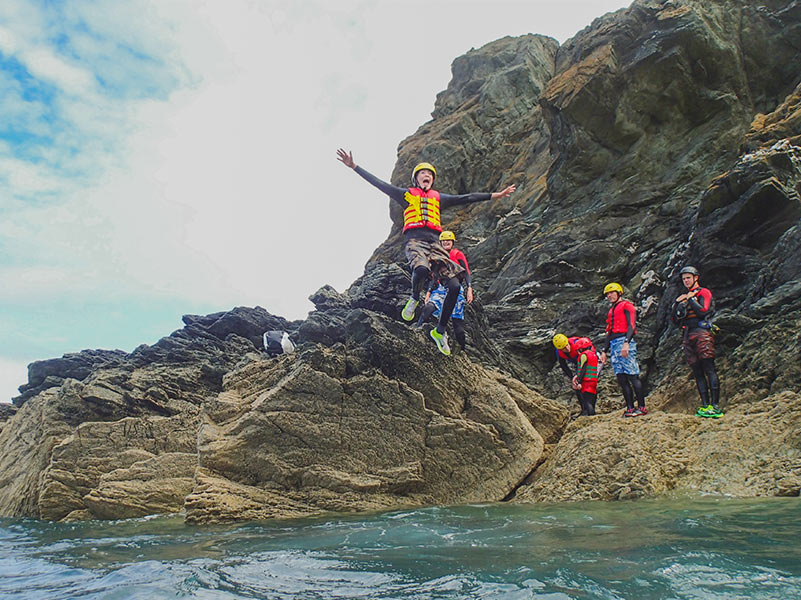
[[430, 284, 466, 320], [609, 337, 640, 375]]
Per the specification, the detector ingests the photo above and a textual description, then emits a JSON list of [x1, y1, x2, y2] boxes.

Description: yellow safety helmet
[[552, 333, 570, 350], [439, 230, 456, 241], [603, 282, 624, 296], [412, 162, 437, 184]]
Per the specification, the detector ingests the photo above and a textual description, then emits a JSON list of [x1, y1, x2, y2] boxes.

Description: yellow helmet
[[552, 333, 570, 350], [603, 282, 624, 296], [439, 230, 456, 241], [412, 162, 437, 184]]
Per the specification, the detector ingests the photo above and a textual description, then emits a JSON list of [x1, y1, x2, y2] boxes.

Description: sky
[[0, 0, 631, 403]]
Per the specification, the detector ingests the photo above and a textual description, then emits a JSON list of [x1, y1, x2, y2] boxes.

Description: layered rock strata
[[2, 0, 801, 522]]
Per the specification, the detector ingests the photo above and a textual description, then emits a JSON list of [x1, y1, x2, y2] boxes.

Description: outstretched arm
[[336, 148, 406, 204], [440, 184, 516, 209]]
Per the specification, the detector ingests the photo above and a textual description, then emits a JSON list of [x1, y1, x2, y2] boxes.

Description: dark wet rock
[[13, 350, 127, 406]]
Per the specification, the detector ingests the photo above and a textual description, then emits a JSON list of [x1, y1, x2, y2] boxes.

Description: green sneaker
[[401, 297, 419, 321], [697, 404, 724, 418], [429, 328, 451, 356]]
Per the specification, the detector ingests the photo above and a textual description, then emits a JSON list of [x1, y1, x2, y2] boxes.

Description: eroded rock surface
[[2, 0, 801, 522], [516, 391, 801, 502], [185, 307, 566, 523]]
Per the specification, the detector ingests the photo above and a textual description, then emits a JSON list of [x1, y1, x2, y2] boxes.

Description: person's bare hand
[[491, 184, 516, 200], [466, 287, 474, 304], [336, 148, 356, 169]]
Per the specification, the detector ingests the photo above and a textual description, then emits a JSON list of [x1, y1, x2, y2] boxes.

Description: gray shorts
[[404, 237, 464, 280]]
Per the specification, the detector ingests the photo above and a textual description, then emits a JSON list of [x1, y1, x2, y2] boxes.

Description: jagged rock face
[[185, 293, 567, 523], [366, 0, 801, 406], [2, 0, 801, 522], [0, 307, 296, 519]]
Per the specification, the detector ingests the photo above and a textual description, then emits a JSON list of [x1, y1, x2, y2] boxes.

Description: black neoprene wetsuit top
[[354, 166, 492, 242]]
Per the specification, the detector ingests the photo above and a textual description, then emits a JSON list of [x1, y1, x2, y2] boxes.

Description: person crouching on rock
[[671, 265, 722, 418], [599, 283, 648, 417], [416, 230, 473, 351], [553, 334, 599, 416], [336, 149, 514, 356]]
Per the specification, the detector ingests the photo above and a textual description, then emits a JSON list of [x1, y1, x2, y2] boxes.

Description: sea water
[[1, 495, 799, 599]]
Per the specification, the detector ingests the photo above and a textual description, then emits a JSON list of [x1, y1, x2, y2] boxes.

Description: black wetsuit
[[672, 286, 719, 407]]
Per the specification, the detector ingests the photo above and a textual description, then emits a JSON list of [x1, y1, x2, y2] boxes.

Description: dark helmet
[[680, 266, 699, 277]]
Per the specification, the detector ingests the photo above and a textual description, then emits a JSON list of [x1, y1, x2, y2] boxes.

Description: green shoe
[[697, 404, 724, 418], [429, 328, 451, 356], [401, 297, 419, 321]]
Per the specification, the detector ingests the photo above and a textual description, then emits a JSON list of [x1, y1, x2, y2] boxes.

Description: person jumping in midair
[[337, 149, 514, 355]]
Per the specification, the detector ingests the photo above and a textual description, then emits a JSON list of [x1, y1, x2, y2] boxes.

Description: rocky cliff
[[1, 0, 800, 522]]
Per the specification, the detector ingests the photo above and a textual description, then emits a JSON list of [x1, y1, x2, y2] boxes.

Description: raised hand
[[336, 148, 356, 169]]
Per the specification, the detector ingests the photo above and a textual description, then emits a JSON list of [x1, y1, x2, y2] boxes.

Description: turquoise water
[[1, 496, 799, 599]]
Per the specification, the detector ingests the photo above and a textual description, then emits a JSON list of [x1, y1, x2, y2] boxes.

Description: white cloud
[[22, 48, 96, 95], [0, 357, 27, 404], [0, 156, 66, 194]]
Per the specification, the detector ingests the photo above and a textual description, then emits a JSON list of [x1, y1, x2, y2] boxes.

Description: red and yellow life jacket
[[403, 188, 442, 233]]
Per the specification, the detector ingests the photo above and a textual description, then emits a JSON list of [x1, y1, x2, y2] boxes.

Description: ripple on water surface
[[1, 495, 800, 599]]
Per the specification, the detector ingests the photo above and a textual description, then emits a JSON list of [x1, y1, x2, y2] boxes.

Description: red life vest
[[557, 336, 594, 362], [606, 300, 636, 336], [449, 248, 470, 274], [403, 188, 442, 233]]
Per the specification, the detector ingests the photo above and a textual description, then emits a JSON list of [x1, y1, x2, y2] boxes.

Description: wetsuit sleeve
[[353, 166, 407, 206], [439, 192, 492, 209], [670, 301, 682, 324], [624, 304, 636, 342], [687, 289, 713, 318], [557, 355, 573, 378], [427, 278, 438, 293], [576, 354, 588, 384]]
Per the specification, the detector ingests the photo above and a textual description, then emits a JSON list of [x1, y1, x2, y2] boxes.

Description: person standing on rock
[[336, 149, 515, 356], [553, 334, 599, 416], [599, 283, 647, 417], [671, 266, 723, 418], [416, 230, 473, 351]]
